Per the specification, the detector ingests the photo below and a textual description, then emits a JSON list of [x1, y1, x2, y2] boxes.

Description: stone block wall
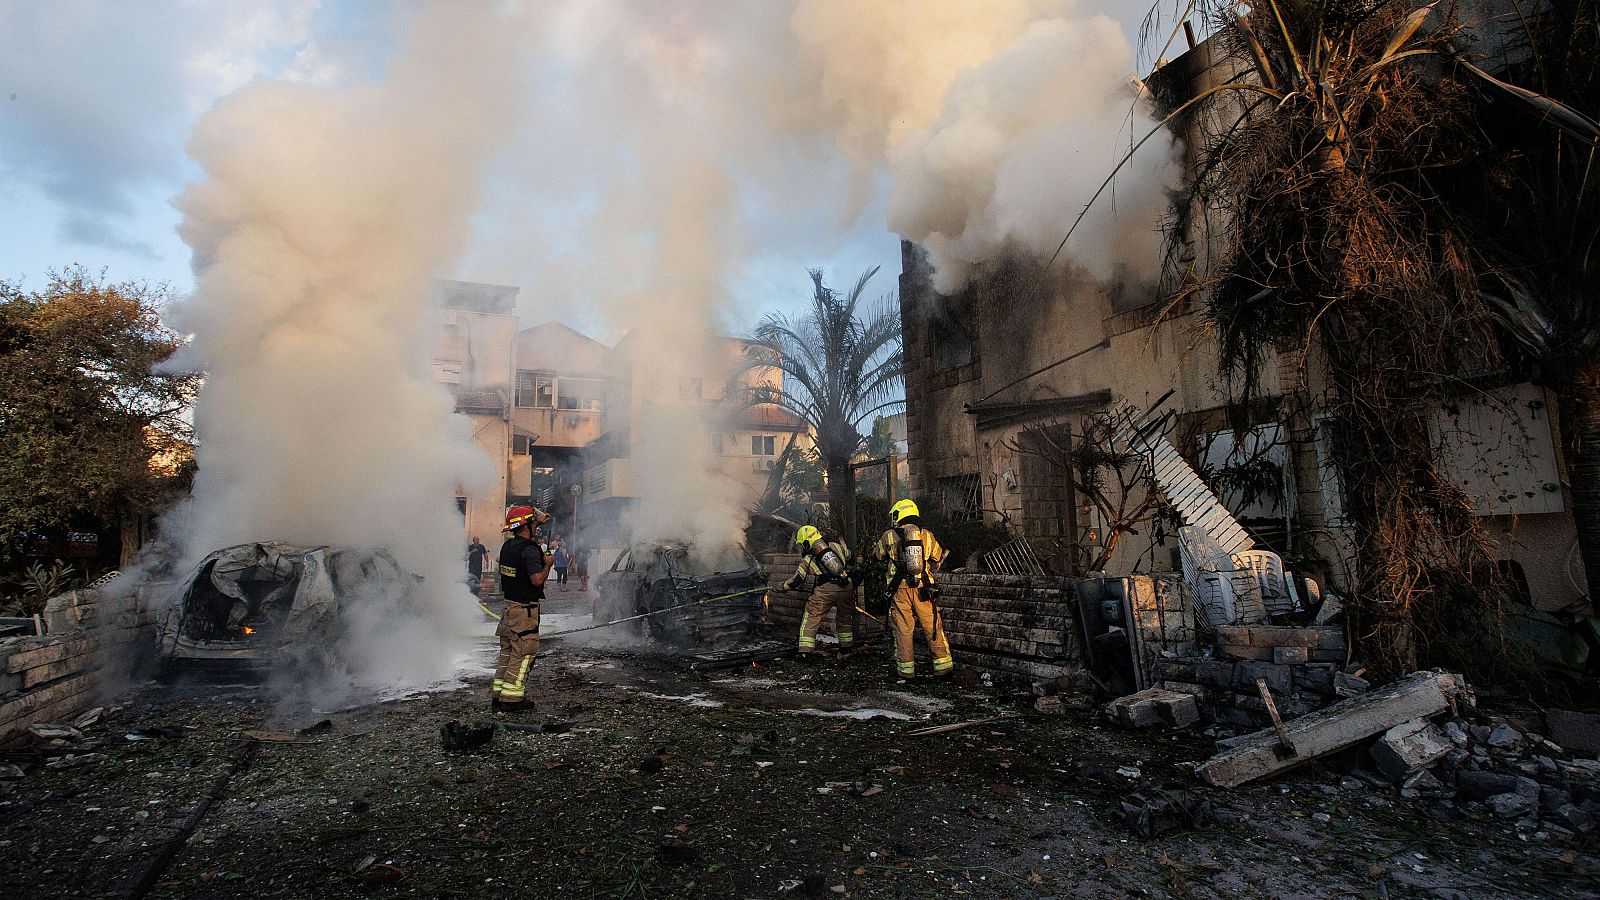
[[0, 583, 161, 746]]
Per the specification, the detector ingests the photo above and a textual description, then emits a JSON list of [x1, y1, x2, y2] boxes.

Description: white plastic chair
[[1233, 549, 1291, 617]]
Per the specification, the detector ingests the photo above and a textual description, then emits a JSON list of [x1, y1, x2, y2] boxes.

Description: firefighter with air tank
[[492, 504, 553, 712], [874, 499, 954, 679], [784, 524, 859, 657]]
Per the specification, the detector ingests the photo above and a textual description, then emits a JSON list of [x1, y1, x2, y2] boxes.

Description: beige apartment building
[[433, 286, 812, 555], [580, 332, 812, 541]]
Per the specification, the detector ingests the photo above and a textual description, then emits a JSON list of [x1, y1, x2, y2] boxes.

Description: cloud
[[0, 1, 325, 226], [57, 214, 158, 260]]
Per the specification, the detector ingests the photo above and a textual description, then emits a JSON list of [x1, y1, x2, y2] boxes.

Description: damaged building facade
[[896, 39, 1591, 621]]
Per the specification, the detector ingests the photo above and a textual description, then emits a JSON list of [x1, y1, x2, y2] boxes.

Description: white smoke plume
[[793, 0, 1179, 293], [455, 1, 1177, 551], [165, 2, 526, 696]]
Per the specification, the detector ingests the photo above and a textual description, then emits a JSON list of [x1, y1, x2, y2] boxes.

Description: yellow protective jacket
[[876, 525, 944, 589], [784, 540, 854, 592]]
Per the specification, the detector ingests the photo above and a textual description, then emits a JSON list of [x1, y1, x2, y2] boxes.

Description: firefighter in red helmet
[[493, 505, 552, 711]]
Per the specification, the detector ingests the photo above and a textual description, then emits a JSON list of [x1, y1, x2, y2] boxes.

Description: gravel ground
[[1, 602, 1596, 899]]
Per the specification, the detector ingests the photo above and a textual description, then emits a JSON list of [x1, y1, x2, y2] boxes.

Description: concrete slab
[[1195, 671, 1468, 789]]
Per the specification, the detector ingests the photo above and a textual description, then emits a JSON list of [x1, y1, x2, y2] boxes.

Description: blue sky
[[0, 1, 1177, 339]]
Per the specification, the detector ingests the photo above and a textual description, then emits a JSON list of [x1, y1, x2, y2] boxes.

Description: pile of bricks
[[1153, 624, 1362, 728], [0, 583, 159, 747]]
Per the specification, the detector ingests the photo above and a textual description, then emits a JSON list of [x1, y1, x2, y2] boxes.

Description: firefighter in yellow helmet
[[492, 505, 553, 711], [783, 525, 858, 656], [874, 499, 953, 678]]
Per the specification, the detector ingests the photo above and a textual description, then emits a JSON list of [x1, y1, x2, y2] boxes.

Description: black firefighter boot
[[491, 696, 533, 713]]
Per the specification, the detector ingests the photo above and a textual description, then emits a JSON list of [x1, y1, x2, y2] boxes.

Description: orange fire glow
[[242, 626, 256, 635]]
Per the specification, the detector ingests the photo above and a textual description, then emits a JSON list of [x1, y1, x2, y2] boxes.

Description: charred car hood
[[158, 542, 414, 665]]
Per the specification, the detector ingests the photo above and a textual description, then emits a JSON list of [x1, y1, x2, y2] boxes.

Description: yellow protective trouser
[[798, 583, 857, 651], [889, 584, 953, 677], [492, 602, 540, 701]]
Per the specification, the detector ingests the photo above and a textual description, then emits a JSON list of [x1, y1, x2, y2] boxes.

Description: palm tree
[[742, 267, 904, 544], [1110, 0, 1600, 675]]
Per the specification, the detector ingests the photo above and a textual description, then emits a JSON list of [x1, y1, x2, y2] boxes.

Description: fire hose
[[476, 586, 771, 638]]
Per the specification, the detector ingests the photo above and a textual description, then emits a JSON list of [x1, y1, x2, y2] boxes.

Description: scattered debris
[[27, 723, 84, 742], [44, 753, 103, 769], [1370, 719, 1453, 782], [1120, 787, 1212, 838], [1109, 687, 1199, 729], [1196, 671, 1469, 788], [439, 720, 495, 754]]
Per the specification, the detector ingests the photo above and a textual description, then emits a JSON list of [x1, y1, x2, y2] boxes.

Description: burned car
[[595, 542, 767, 645], [157, 542, 416, 672]]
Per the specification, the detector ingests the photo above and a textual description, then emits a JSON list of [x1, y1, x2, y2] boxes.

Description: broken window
[[751, 435, 776, 456], [926, 289, 976, 374], [1198, 423, 1288, 520], [557, 377, 605, 411]]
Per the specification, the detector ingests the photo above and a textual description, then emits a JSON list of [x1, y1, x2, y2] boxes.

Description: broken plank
[[904, 715, 1018, 737], [1195, 671, 1467, 789]]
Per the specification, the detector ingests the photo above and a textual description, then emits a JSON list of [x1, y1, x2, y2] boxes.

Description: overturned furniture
[[1111, 400, 1325, 629]]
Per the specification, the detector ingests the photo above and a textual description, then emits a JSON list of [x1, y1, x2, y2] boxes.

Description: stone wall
[[0, 582, 161, 746], [762, 556, 1198, 685], [936, 574, 1078, 680]]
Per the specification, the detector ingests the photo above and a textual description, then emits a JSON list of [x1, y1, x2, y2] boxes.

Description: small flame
[[242, 626, 256, 636]]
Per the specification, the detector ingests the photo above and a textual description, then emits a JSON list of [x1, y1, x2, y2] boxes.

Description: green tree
[[864, 415, 895, 460], [0, 268, 199, 552], [744, 267, 904, 545]]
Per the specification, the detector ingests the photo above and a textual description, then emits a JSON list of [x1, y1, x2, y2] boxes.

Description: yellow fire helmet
[[795, 525, 823, 549], [890, 498, 920, 524]]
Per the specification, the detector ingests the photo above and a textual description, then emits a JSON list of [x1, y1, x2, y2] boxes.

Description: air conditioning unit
[[754, 459, 777, 473]]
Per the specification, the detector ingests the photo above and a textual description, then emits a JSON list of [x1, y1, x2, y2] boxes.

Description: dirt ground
[[2, 596, 1596, 899]]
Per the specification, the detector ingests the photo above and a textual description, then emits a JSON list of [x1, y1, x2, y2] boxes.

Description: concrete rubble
[[1107, 686, 1199, 729], [1195, 671, 1469, 788]]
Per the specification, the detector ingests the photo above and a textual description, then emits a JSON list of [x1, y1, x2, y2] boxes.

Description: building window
[[557, 377, 604, 411], [751, 435, 776, 456], [513, 434, 531, 455], [679, 377, 703, 399], [935, 473, 982, 521], [515, 371, 538, 407], [455, 497, 467, 517]]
